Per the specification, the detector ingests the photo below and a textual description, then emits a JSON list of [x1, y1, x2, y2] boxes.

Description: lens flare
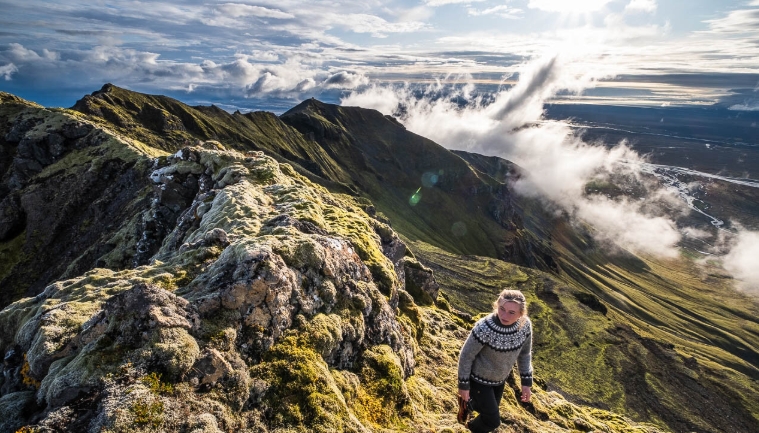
[[421, 171, 440, 188], [409, 187, 422, 206], [451, 221, 467, 237]]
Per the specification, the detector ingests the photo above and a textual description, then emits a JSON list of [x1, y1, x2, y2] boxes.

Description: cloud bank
[[344, 54, 759, 287], [722, 229, 759, 291], [342, 54, 684, 258]]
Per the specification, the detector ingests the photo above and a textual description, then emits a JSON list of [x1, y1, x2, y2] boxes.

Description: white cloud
[[703, 7, 759, 34], [528, 0, 612, 13], [625, 0, 657, 13], [468, 5, 523, 18], [6, 43, 48, 62], [341, 84, 403, 114], [322, 71, 369, 89], [247, 51, 280, 62], [338, 14, 429, 38], [424, 0, 487, 6], [723, 230, 759, 291], [682, 226, 711, 239], [0, 63, 18, 80], [395, 6, 434, 22], [0, 42, 363, 99], [341, 54, 683, 257], [728, 102, 759, 111], [215, 3, 294, 20]]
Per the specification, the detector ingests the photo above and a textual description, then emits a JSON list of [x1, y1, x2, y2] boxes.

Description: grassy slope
[[411, 239, 759, 433], [454, 150, 759, 432], [71, 84, 358, 194], [69, 88, 557, 268]]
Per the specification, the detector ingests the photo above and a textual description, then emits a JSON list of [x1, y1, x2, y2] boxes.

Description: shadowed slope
[[280, 99, 559, 268]]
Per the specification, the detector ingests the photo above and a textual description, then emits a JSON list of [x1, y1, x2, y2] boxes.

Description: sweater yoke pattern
[[457, 314, 534, 390], [471, 316, 531, 353]]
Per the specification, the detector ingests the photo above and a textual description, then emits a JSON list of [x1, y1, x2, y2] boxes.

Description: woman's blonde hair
[[493, 289, 528, 317]]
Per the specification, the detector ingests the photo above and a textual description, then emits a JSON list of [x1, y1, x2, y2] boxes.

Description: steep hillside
[[279, 99, 559, 270], [0, 92, 164, 306], [70, 85, 559, 270], [71, 84, 357, 193]]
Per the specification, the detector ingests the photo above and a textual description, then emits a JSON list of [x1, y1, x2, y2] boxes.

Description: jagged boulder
[[398, 257, 439, 306]]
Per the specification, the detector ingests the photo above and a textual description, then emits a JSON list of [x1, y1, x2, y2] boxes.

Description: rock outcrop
[[0, 142, 421, 432]]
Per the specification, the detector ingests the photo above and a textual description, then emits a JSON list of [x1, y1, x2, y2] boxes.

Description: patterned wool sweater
[[457, 314, 533, 390]]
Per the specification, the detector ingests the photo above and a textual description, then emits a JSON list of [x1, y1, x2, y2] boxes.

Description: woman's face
[[497, 301, 522, 326]]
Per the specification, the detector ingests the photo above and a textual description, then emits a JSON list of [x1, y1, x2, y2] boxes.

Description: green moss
[[408, 239, 530, 316], [149, 272, 179, 291], [252, 334, 348, 431], [141, 372, 175, 395], [146, 328, 200, 380], [130, 400, 164, 427], [302, 314, 343, 358], [358, 345, 411, 423], [398, 291, 424, 340]]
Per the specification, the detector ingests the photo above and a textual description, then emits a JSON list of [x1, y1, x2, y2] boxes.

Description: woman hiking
[[457, 289, 533, 432]]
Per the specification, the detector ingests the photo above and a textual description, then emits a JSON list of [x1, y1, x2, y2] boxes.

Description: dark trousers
[[468, 381, 505, 433]]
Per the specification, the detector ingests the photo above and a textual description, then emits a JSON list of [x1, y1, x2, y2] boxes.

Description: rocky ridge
[[0, 139, 422, 431]]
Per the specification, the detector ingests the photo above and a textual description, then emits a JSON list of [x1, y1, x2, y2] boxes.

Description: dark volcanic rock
[[399, 257, 439, 306], [0, 193, 24, 241]]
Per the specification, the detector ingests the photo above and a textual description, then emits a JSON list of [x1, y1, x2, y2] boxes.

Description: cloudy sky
[[1, 0, 758, 111]]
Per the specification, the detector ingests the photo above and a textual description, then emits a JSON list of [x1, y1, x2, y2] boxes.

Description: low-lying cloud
[[343, 53, 684, 258], [0, 63, 17, 80], [344, 54, 759, 287], [722, 229, 759, 291]]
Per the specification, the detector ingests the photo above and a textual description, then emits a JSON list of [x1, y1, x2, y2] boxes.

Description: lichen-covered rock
[[0, 146, 419, 432], [0, 390, 36, 432], [398, 257, 440, 306]]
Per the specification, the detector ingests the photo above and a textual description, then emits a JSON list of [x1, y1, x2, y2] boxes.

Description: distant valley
[[546, 103, 759, 238]]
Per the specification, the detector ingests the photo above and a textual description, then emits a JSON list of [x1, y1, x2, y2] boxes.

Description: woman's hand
[[458, 389, 470, 401], [520, 386, 532, 402]]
